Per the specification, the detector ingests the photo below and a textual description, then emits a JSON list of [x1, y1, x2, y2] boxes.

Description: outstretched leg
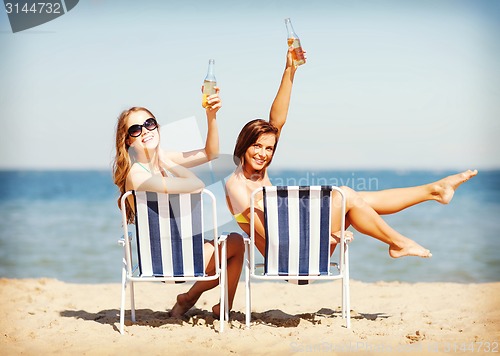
[[330, 186, 432, 258], [170, 233, 244, 318], [357, 170, 477, 215]]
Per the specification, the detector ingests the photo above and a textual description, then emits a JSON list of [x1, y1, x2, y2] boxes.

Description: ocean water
[[0, 169, 498, 284]]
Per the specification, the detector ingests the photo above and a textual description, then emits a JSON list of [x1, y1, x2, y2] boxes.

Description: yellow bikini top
[[233, 212, 249, 224], [233, 200, 263, 225]]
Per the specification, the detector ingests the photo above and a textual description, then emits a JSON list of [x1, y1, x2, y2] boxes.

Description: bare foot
[[433, 169, 478, 204], [212, 303, 221, 318], [389, 241, 432, 258], [169, 293, 197, 318]]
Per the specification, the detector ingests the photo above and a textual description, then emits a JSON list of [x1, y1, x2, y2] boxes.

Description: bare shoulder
[[126, 164, 151, 191], [225, 173, 251, 202], [225, 174, 252, 214], [225, 173, 241, 195]]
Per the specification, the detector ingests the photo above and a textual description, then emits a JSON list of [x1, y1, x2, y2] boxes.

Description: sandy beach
[[1, 278, 498, 355]]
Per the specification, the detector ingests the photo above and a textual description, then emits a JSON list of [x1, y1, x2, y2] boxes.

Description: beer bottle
[[202, 59, 216, 108], [285, 18, 305, 66]]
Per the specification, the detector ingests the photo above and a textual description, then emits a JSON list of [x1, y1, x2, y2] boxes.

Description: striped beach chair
[[244, 185, 351, 328], [118, 189, 228, 334]]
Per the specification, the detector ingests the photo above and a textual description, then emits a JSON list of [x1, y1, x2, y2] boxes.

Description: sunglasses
[[127, 118, 158, 137]]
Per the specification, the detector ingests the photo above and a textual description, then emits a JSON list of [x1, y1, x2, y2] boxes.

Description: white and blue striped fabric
[[262, 186, 332, 285], [133, 191, 205, 278]]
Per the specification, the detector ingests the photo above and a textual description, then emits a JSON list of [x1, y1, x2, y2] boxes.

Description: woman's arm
[[127, 155, 205, 194], [269, 48, 305, 138], [165, 87, 221, 168], [225, 178, 267, 236], [202, 86, 220, 161], [225, 180, 267, 254]]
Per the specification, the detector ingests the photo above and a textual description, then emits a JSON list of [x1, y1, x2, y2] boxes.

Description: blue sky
[[1, 0, 499, 170]]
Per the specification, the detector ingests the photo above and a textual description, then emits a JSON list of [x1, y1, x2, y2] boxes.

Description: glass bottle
[[202, 59, 217, 108], [284, 18, 305, 66]]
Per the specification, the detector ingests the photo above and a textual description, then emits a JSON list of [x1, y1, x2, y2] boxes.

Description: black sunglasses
[[127, 118, 158, 137]]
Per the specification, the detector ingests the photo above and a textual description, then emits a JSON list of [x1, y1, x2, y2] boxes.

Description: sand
[[1, 278, 499, 355]]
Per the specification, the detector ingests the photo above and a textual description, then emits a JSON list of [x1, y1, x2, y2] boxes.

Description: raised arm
[[269, 48, 305, 138], [202, 86, 220, 161], [164, 87, 221, 168]]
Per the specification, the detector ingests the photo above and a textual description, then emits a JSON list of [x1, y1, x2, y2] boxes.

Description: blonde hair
[[112, 106, 158, 224]]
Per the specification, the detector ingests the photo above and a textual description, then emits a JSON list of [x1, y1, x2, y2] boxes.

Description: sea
[[0, 169, 498, 284]]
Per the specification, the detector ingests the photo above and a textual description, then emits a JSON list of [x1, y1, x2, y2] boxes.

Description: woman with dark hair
[[113, 90, 244, 318], [225, 48, 477, 258]]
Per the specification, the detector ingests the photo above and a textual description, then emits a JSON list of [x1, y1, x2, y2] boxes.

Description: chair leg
[[219, 240, 227, 333], [219, 277, 225, 333], [341, 274, 346, 319], [345, 244, 351, 328], [343, 279, 348, 321], [225, 270, 229, 322], [119, 262, 127, 334], [130, 281, 136, 323], [244, 242, 251, 328]]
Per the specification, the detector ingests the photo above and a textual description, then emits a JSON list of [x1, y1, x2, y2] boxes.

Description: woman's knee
[[338, 185, 365, 209], [332, 186, 353, 207], [338, 185, 356, 196], [226, 233, 245, 257]]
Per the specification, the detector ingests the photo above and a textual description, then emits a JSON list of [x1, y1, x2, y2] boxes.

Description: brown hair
[[233, 119, 279, 166], [112, 106, 158, 224]]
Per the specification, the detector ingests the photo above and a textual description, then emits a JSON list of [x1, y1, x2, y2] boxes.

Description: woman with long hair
[[113, 89, 244, 318]]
